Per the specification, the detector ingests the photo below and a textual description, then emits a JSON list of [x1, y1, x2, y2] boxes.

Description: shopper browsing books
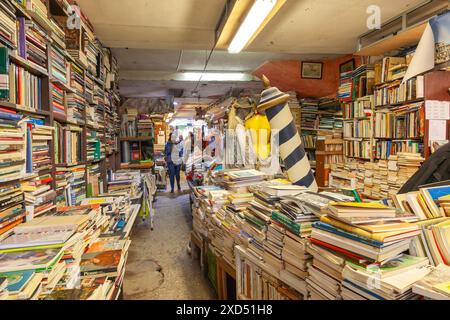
[[165, 132, 183, 193]]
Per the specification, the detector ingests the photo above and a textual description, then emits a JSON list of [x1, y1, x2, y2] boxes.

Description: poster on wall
[[403, 10, 450, 82], [430, 10, 450, 65]]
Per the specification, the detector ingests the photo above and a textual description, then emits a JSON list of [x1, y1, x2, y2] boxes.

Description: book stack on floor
[[191, 185, 224, 240], [0, 201, 132, 300], [330, 152, 424, 200], [0, 108, 25, 182], [338, 70, 353, 101], [308, 201, 428, 300]]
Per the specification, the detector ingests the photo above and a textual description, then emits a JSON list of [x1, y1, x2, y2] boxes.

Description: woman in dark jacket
[[165, 132, 182, 193]]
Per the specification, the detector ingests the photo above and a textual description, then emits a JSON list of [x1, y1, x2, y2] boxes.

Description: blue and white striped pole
[[257, 76, 317, 191]]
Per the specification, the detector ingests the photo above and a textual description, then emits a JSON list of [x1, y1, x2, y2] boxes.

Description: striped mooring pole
[[257, 76, 318, 191]]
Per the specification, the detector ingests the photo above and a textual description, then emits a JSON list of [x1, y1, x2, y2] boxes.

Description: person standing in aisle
[[165, 132, 183, 193]]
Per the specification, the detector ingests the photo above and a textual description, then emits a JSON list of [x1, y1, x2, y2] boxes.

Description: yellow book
[[328, 202, 389, 209], [320, 216, 417, 242], [433, 281, 450, 297]]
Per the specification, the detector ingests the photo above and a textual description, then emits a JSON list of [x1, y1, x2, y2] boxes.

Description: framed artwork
[[339, 58, 355, 74], [301, 62, 323, 79]]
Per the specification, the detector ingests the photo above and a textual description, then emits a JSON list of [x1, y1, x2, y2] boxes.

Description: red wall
[[253, 54, 362, 98]]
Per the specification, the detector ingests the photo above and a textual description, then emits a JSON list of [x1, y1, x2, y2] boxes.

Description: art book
[[0, 247, 63, 272], [80, 249, 123, 277]]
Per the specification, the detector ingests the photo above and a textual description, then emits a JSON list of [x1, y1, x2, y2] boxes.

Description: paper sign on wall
[[428, 119, 447, 141], [426, 100, 450, 119]]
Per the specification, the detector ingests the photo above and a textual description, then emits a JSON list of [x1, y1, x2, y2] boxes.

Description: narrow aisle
[[123, 184, 216, 300]]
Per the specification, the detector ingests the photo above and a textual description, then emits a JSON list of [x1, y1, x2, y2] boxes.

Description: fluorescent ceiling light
[[228, 0, 276, 54], [182, 72, 247, 81]]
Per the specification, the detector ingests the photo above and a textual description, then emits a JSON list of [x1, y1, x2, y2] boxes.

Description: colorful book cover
[[0, 248, 63, 272], [0, 270, 34, 293], [80, 250, 122, 275]]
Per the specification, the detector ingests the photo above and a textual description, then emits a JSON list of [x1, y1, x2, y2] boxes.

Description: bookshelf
[[0, 0, 121, 223], [299, 98, 343, 170]]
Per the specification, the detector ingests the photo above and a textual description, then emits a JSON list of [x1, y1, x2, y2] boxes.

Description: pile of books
[[107, 170, 142, 198], [223, 169, 266, 193], [0, 200, 133, 300], [137, 115, 154, 137], [0, 1, 16, 48], [338, 70, 353, 101], [21, 19, 49, 69], [0, 181, 26, 237], [86, 164, 102, 197], [50, 45, 68, 84], [85, 74, 94, 103], [21, 172, 56, 217], [51, 83, 65, 117], [309, 202, 429, 299], [29, 120, 53, 173], [300, 98, 319, 129], [412, 264, 450, 299], [0, 108, 25, 182]]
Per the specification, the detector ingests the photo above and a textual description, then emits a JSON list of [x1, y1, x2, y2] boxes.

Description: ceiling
[[76, 0, 428, 117]]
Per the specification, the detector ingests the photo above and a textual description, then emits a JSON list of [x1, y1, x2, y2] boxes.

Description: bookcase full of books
[[0, 0, 121, 232]]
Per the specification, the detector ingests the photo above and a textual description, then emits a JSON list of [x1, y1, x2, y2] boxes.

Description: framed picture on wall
[[339, 58, 355, 74], [301, 62, 323, 79]]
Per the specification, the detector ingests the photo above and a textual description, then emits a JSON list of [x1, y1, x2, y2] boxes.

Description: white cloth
[[171, 142, 183, 165]]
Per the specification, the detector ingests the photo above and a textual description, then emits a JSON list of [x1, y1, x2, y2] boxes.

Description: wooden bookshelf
[[0, 0, 121, 210]]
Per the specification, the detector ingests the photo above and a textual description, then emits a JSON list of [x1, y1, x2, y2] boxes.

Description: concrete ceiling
[[76, 0, 429, 112]]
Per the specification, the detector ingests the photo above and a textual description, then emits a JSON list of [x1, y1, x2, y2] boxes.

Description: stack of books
[[51, 83, 65, 117], [223, 169, 266, 193], [300, 98, 319, 129], [50, 45, 68, 84], [21, 19, 49, 69], [412, 264, 450, 299], [137, 116, 154, 137], [338, 70, 353, 101], [308, 202, 427, 300], [0, 108, 25, 182], [86, 163, 102, 197], [85, 74, 94, 102], [0, 181, 26, 236], [21, 173, 56, 218], [29, 121, 53, 173], [0, 1, 16, 48]]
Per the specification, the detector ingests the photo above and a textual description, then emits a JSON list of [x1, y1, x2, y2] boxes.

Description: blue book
[[312, 222, 385, 248], [0, 270, 35, 293], [25, 118, 45, 126], [26, 126, 33, 173], [0, 111, 22, 121]]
